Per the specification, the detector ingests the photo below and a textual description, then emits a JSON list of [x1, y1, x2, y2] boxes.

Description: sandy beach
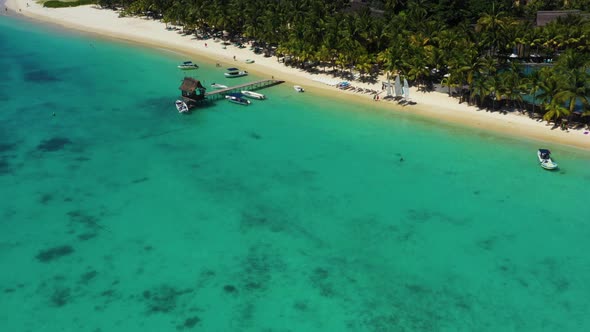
[[4, 0, 590, 150]]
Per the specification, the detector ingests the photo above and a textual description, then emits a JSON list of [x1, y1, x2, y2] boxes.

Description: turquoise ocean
[[2, 14, 590, 332]]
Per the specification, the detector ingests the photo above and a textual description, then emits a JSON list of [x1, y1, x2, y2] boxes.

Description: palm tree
[[536, 69, 562, 113], [475, 3, 508, 56], [554, 70, 590, 114], [377, 44, 404, 83], [543, 100, 570, 124], [555, 48, 590, 73], [354, 54, 374, 79], [471, 74, 491, 107], [500, 62, 526, 110], [523, 68, 543, 115]]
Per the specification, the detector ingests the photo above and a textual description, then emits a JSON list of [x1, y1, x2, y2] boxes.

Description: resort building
[[536, 10, 583, 26]]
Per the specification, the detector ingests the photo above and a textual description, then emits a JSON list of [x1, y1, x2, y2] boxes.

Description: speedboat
[[225, 93, 251, 105], [175, 100, 189, 113], [294, 85, 305, 92], [538, 149, 558, 170], [211, 83, 228, 89], [224, 67, 248, 78], [178, 61, 199, 70], [245, 59, 255, 64], [241, 90, 266, 100]]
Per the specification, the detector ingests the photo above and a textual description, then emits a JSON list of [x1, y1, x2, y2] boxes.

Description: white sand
[[4, 0, 590, 150]]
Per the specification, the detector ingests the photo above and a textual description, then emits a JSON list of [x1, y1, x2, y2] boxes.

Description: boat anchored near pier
[[225, 93, 251, 105], [241, 90, 266, 100]]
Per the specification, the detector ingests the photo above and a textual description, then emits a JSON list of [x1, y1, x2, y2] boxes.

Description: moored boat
[[225, 93, 251, 105], [245, 59, 255, 64], [175, 100, 189, 113], [241, 90, 266, 100], [178, 61, 199, 70], [225, 67, 248, 78], [538, 149, 558, 170], [211, 83, 228, 89], [294, 85, 305, 92]]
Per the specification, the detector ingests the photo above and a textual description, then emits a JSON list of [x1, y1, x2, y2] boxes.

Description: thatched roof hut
[[179, 77, 206, 101], [179, 77, 204, 93]]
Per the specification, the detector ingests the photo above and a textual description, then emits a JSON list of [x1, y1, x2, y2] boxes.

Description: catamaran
[[394, 75, 403, 97], [403, 78, 410, 101]]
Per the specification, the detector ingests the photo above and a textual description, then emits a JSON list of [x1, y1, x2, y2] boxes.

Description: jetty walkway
[[204, 79, 284, 100]]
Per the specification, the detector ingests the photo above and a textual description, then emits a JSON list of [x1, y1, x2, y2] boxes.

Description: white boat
[[178, 61, 199, 70], [294, 85, 305, 93], [175, 100, 189, 113], [224, 67, 248, 78], [245, 59, 255, 64], [403, 78, 410, 100], [385, 77, 393, 97], [394, 75, 403, 97], [538, 149, 558, 170], [225, 93, 251, 105], [211, 83, 228, 89], [241, 90, 266, 100]]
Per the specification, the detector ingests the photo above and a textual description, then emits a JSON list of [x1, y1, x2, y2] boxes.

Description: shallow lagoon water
[[1, 15, 590, 331]]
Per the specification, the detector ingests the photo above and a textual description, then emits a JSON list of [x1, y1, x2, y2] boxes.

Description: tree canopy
[[98, 0, 590, 122]]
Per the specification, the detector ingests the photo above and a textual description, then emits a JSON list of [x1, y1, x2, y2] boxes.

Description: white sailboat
[[403, 78, 410, 101], [386, 76, 393, 97], [394, 75, 403, 97]]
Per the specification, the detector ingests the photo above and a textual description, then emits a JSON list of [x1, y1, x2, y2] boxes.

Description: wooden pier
[[179, 77, 284, 109], [204, 79, 285, 100]]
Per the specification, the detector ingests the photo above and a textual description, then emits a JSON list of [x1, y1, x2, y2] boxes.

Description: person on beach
[[233, 55, 236, 61], [205, 43, 207, 47]]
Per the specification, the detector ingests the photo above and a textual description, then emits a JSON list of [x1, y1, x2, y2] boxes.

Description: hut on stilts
[[179, 77, 206, 109]]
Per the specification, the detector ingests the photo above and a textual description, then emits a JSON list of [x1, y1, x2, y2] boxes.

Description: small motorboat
[[294, 85, 305, 93], [175, 100, 189, 113], [211, 83, 228, 89], [225, 67, 248, 78], [241, 90, 266, 100], [178, 61, 199, 70], [245, 59, 255, 64], [538, 149, 558, 170], [225, 93, 251, 105]]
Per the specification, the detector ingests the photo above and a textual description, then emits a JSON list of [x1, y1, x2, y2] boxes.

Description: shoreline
[[4, 1, 590, 151]]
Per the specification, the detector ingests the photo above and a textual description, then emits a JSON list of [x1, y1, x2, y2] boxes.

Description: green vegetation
[[44, 0, 96, 8], [96, 0, 590, 125]]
